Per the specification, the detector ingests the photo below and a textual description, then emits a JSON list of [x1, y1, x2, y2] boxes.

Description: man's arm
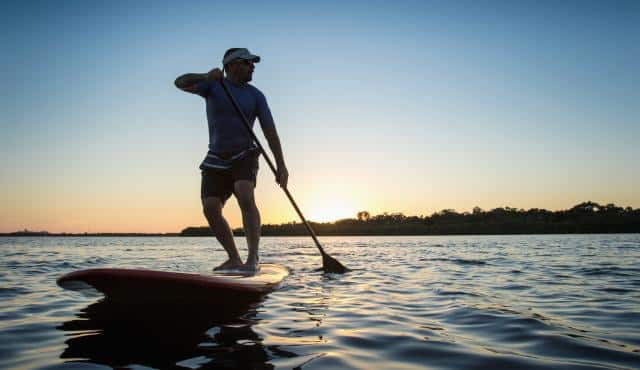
[[262, 125, 288, 188], [174, 68, 223, 93], [174, 73, 207, 93]]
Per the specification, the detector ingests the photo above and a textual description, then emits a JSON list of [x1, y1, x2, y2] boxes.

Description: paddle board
[[57, 264, 288, 303]]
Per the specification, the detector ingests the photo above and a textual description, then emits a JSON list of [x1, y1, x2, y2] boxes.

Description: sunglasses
[[234, 59, 254, 66]]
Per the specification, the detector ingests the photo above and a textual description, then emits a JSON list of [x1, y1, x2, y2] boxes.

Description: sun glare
[[308, 199, 358, 223]]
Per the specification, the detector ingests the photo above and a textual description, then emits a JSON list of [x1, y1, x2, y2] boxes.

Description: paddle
[[219, 78, 349, 274]]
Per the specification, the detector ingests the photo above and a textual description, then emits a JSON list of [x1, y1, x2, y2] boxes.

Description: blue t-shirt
[[195, 78, 275, 167]]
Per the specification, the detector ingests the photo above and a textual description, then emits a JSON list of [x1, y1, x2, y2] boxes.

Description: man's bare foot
[[239, 258, 260, 273], [213, 258, 243, 271]]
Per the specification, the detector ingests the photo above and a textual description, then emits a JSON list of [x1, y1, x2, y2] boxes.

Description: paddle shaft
[[218, 79, 329, 257]]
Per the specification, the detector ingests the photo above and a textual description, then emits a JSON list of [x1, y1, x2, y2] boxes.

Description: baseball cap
[[222, 48, 261, 66]]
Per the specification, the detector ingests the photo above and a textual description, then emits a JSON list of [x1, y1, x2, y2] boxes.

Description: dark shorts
[[201, 152, 259, 203]]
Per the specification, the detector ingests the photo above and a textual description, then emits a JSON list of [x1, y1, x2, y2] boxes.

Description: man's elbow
[[262, 125, 274, 136], [263, 125, 279, 140], [174, 74, 193, 89], [174, 80, 194, 93], [174, 77, 184, 89]]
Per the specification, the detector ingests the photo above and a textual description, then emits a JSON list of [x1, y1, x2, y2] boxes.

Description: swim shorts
[[200, 151, 259, 203]]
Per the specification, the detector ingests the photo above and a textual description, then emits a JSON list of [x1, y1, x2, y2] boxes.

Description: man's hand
[[207, 68, 223, 81], [276, 166, 289, 188]]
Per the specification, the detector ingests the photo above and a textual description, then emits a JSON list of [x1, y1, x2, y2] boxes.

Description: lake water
[[1, 235, 639, 370]]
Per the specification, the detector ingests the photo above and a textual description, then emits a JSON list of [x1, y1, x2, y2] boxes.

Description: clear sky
[[1, 0, 639, 233]]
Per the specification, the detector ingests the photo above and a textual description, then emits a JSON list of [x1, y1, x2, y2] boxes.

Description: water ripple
[[0, 234, 639, 369]]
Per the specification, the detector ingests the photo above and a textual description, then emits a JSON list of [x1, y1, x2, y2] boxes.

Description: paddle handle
[[218, 79, 328, 257]]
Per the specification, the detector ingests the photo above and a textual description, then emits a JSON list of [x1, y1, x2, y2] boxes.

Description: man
[[175, 48, 288, 272]]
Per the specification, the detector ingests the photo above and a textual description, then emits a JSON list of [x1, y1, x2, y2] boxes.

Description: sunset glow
[[307, 198, 359, 223], [1, 1, 638, 233]]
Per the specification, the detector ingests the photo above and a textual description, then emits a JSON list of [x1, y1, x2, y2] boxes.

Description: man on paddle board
[[175, 48, 288, 272]]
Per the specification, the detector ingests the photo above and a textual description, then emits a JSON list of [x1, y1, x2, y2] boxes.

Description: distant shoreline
[[0, 233, 180, 237], [2, 232, 640, 237], [0, 231, 640, 238], [4, 201, 639, 237]]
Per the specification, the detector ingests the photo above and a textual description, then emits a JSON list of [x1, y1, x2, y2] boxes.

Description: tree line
[[179, 201, 640, 236]]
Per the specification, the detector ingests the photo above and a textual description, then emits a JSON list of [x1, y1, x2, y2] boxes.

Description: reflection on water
[[58, 297, 280, 369], [1, 235, 640, 370]]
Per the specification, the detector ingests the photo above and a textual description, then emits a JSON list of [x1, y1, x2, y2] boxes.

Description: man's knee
[[234, 181, 256, 211], [202, 197, 223, 218]]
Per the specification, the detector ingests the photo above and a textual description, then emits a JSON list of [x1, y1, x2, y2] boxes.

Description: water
[[1, 235, 639, 370]]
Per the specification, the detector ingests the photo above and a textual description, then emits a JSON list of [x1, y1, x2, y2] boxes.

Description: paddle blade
[[322, 253, 349, 274]]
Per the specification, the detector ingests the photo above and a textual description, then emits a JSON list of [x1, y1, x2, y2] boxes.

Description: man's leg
[[233, 180, 260, 270], [202, 196, 243, 270]]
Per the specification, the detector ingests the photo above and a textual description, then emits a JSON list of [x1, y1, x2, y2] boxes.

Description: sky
[[1, 0, 639, 233]]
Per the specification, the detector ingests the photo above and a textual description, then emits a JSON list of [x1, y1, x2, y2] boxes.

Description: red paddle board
[[57, 264, 288, 303]]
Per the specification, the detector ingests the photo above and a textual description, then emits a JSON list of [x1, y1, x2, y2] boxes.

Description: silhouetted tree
[[357, 211, 370, 221], [175, 201, 640, 236]]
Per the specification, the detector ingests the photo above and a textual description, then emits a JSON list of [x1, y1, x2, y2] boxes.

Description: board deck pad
[[57, 264, 288, 303]]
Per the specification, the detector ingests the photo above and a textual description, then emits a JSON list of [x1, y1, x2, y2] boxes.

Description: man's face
[[230, 59, 255, 82]]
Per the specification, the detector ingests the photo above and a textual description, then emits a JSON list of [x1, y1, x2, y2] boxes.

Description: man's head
[[222, 48, 260, 83]]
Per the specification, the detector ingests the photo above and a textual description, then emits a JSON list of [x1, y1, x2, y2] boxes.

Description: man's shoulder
[[245, 83, 266, 96], [239, 84, 266, 105]]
